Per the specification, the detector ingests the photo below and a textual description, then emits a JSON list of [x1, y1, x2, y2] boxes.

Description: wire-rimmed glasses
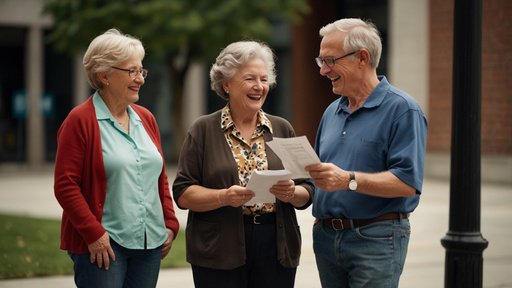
[[315, 51, 358, 68], [111, 66, 148, 79]]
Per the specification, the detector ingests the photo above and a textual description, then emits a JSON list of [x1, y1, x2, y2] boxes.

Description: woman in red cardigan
[[54, 28, 179, 287]]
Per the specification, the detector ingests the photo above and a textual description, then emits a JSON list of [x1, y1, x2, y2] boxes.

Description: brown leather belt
[[322, 212, 409, 230]]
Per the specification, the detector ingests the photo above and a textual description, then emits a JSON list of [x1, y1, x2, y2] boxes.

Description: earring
[[106, 82, 110, 86], [225, 90, 229, 94]]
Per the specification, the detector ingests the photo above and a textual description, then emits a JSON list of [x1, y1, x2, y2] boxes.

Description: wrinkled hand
[[306, 163, 347, 192], [219, 185, 255, 207], [88, 232, 115, 270], [161, 228, 174, 259], [270, 179, 295, 203]]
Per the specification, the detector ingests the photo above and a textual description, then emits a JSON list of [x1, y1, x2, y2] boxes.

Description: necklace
[[116, 112, 130, 132], [117, 114, 129, 124]]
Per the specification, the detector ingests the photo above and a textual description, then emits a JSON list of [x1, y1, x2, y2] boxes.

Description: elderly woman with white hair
[[173, 40, 314, 288], [54, 28, 179, 287]]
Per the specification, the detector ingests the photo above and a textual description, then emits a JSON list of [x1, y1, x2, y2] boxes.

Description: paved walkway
[[0, 165, 511, 287]]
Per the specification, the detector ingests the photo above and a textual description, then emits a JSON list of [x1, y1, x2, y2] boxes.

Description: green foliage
[[0, 214, 187, 279], [43, 0, 310, 61], [42, 0, 310, 160]]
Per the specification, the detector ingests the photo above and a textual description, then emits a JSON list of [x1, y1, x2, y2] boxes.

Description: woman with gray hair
[[54, 28, 179, 287], [173, 40, 314, 287]]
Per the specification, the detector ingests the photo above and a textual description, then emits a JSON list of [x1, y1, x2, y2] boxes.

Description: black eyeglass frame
[[111, 66, 148, 79], [315, 51, 358, 68]]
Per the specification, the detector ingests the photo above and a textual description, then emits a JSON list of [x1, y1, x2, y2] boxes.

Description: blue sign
[[12, 90, 55, 119], [42, 92, 55, 118], [12, 90, 26, 119]]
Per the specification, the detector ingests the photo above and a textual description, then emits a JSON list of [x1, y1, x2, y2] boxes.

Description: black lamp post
[[440, 0, 489, 287]]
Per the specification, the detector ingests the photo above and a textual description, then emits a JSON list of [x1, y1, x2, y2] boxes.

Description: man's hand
[[306, 163, 348, 192]]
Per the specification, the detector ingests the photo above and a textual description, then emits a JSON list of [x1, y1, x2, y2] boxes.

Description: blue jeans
[[68, 240, 162, 288], [313, 218, 410, 288]]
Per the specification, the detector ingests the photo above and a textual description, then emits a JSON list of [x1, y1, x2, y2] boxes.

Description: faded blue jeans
[[313, 218, 410, 288], [68, 240, 162, 288]]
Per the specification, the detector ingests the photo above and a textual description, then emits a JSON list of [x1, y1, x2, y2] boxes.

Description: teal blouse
[[93, 92, 166, 249]]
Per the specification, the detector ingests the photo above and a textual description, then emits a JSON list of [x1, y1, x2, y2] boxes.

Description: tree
[[43, 0, 310, 159]]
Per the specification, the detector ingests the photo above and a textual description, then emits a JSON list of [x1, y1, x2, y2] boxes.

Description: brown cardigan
[[172, 109, 314, 269]]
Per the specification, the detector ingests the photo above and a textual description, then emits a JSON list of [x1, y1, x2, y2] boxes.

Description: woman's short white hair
[[209, 41, 276, 100], [83, 28, 145, 90], [319, 18, 382, 69]]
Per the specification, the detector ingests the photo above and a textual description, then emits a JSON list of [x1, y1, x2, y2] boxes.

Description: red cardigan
[[54, 96, 179, 253]]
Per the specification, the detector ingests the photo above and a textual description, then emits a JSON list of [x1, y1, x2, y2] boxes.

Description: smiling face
[[223, 58, 269, 117], [318, 31, 361, 97], [104, 54, 145, 105]]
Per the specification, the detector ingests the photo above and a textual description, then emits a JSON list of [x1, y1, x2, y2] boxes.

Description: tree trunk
[[168, 56, 190, 162]]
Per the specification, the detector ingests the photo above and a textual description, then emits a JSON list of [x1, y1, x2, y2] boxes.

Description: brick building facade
[[427, 0, 512, 183], [429, 0, 512, 154]]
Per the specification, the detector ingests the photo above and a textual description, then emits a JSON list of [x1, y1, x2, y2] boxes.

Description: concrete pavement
[[0, 165, 511, 287]]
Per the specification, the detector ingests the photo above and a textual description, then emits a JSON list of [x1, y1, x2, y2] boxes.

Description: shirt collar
[[220, 105, 273, 134], [336, 76, 390, 114], [92, 91, 141, 123]]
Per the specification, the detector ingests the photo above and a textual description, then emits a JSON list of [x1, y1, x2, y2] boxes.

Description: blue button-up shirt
[[312, 77, 428, 219], [93, 92, 166, 249]]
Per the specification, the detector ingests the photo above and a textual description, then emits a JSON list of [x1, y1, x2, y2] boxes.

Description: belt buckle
[[331, 219, 344, 230], [253, 214, 261, 225]]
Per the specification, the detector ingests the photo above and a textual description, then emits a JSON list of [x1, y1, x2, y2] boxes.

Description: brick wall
[[481, 0, 512, 154], [429, 0, 512, 154]]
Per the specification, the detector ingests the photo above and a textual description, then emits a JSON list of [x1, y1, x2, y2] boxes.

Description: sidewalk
[[0, 165, 511, 287]]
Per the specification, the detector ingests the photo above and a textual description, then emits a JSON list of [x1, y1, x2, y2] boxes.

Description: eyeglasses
[[111, 66, 148, 79], [315, 51, 357, 68]]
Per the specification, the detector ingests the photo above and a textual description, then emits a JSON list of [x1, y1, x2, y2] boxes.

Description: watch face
[[349, 180, 357, 190]]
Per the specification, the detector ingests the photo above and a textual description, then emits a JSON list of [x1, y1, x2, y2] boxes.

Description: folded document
[[245, 169, 292, 205], [266, 136, 320, 179]]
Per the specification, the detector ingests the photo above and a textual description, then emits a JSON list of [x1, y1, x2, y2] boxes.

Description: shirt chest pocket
[[355, 138, 386, 165]]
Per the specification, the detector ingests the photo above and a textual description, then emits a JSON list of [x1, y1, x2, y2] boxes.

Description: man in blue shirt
[[306, 18, 428, 288]]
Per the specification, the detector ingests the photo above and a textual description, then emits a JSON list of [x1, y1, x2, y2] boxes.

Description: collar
[[220, 105, 273, 134], [92, 91, 141, 123], [336, 76, 390, 114]]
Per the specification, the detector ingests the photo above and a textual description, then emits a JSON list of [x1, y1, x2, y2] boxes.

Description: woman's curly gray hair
[[209, 41, 276, 100]]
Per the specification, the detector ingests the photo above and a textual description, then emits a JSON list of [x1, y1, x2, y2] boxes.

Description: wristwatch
[[348, 171, 357, 191]]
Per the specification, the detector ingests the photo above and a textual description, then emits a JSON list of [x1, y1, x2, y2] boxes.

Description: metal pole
[[440, 0, 488, 287]]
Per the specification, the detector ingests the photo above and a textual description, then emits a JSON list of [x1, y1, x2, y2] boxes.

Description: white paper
[[266, 136, 320, 179], [245, 169, 292, 205]]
